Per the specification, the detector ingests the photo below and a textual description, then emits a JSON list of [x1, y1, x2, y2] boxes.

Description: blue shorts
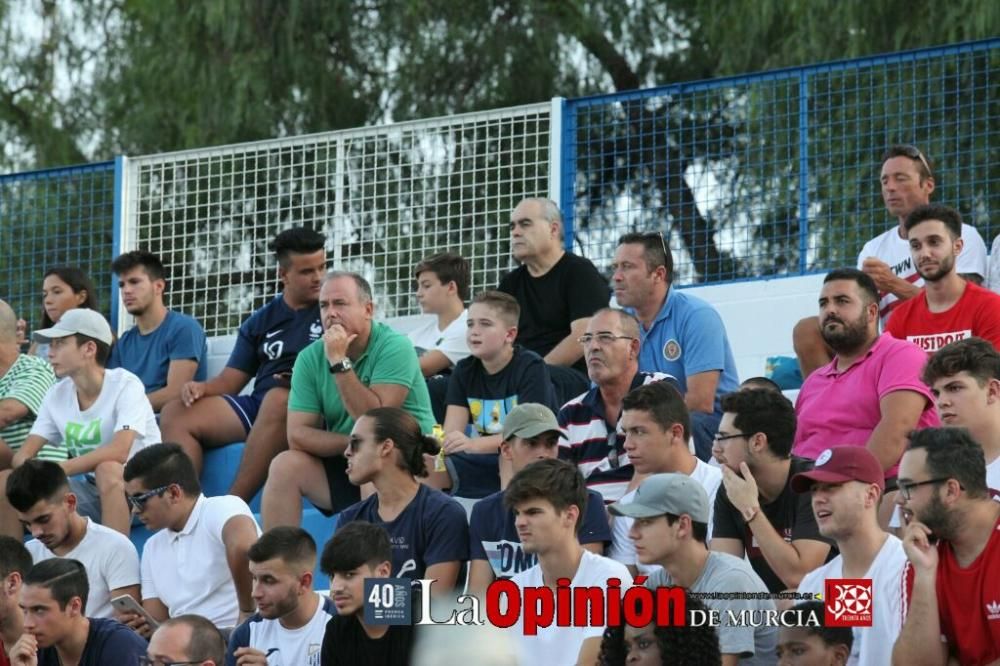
[[221, 393, 265, 434]]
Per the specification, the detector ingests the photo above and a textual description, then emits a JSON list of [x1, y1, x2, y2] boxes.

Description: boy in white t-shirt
[[792, 446, 906, 666], [409, 253, 472, 423], [921, 337, 1000, 490], [228, 527, 334, 666], [0, 309, 160, 538], [504, 458, 632, 666], [612, 381, 722, 575], [5, 459, 140, 619]]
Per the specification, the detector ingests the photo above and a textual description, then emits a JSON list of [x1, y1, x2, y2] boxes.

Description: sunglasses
[[607, 430, 623, 470], [896, 145, 933, 179], [126, 485, 171, 512]]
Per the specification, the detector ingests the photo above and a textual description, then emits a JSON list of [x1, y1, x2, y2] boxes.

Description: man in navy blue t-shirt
[[161, 227, 327, 502], [10, 559, 147, 666], [467, 403, 611, 594], [108, 250, 208, 412]]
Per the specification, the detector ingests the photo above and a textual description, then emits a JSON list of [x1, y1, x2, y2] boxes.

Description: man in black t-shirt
[[498, 197, 609, 402], [320, 522, 414, 666], [710, 388, 834, 593]]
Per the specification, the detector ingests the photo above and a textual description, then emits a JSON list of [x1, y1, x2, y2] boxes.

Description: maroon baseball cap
[[791, 446, 885, 493]]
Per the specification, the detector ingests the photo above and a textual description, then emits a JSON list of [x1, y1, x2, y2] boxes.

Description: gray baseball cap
[[502, 403, 564, 441], [608, 473, 710, 523], [33, 308, 113, 345]]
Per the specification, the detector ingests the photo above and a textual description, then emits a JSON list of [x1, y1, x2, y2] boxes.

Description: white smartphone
[[110, 595, 160, 630]]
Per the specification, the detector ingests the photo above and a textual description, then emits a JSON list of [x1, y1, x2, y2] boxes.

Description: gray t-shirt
[[646, 551, 778, 665]]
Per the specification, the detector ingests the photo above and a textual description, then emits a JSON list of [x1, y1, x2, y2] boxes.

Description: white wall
[[203, 274, 827, 384]]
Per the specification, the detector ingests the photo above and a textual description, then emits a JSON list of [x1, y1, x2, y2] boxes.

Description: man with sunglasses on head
[[557, 308, 678, 504], [895, 427, 1000, 666], [612, 232, 739, 463], [794, 145, 988, 377], [120, 444, 261, 637]]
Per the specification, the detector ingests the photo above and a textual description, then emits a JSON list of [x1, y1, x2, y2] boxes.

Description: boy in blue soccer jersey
[[430, 290, 559, 500], [160, 227, 326, 502]]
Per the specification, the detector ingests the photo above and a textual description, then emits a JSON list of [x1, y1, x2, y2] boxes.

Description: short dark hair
[[823, 268, 879, 307], [6, 459, 70, 513], [112, 250, 166, 282], [159, 615, 226, 665], [123, 443, 201, 496], [923, 337, 1000, 388], [740, 376, 782, 392], [320, 521, 392, 575], [720, 389, 797, 458], [24, 558, 89, 612], [248, 527, 317, 568], [622, 381, 690, 442], [787, 601, 855, 649], [904, 203, 962, 240], [664, 513, 709, 544], [882, 144, 934, 181], [471, 290, 520, 328], [365, 407, 439, 478], [617, 231, 673, 283], [504, 458, 587, 532], [270, 227, 326, 269], [72, 334, 111, 367], [907, 427, 988, 499], [599, 593, 721, 665], [40, 267, 99, 328], [414, 253, 470, 301], [0, 536, 33, 580]]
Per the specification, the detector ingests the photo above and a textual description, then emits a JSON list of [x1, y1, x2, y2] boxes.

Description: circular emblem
[[816, 449, 833, 466], [662, 339, 682, 362], [830, 583, 873, 620]]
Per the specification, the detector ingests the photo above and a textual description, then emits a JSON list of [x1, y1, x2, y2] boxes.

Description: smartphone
[[110, 595, 160, 630]]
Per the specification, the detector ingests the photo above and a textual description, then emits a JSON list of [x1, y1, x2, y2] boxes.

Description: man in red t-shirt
[[0, 536, 31, 665], [896, 427, 1000, 665], [887, 204, 1000, 353]]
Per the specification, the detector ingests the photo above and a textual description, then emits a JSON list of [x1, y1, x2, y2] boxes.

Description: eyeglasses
[[578, 333, 636, 346], [713, 432, 747, 443], [606, 431, 622, 470], [896, 145, 933, 179], [897, 477, 954, 501], [138, 657, 205, 666], [126, 485, 171, 512]]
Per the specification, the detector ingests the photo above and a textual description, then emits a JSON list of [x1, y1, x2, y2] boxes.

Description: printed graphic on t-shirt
[[907, 329, 972, 352], [65, 419, 102, 455], [482, 539, 536, 578], [468, 397, 517, 435]]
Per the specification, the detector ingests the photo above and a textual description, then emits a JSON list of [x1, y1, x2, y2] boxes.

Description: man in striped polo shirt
[[0, 301, 59, 468], [557, 308, 677, 503]]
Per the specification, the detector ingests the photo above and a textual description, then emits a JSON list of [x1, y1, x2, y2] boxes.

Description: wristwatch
[[741, 505, 761, 523], [329, 358, 354, 374]]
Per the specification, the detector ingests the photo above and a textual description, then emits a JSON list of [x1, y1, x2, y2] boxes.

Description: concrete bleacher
[[139, 274, 821, 591]]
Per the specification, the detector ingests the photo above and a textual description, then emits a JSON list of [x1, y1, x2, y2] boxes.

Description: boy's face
[[20, 584, 78, 648], [250, 557, 306, 621], [16, 496, 74, 551], [117, 266, 164, 317], [278, 250, 327, 306], [931, 371, 995, 431], [330, 561, 390, 616], [415, 271, 454, 315], [467, 303, 516, 360], [628, 514, 678, 565], [512, 497, 577, 555], [47, 336, 90, 378], [777, 626, 848, 665], [501, 433, 560, 475], [621, 408, 674, 475]]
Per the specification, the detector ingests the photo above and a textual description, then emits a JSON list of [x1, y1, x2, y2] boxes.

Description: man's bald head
[[0, 301, 17, 344]]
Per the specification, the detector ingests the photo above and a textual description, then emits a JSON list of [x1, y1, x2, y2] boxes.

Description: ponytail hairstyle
[[365, 407, 439, 478]]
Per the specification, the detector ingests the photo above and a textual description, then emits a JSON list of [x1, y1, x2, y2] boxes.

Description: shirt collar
[[170, 494, 206, 540], [818, 333, 886, 377]]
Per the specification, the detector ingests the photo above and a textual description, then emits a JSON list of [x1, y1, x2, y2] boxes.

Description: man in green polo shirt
[[0, 300, 59, 467], [261, 271, 433, 529]]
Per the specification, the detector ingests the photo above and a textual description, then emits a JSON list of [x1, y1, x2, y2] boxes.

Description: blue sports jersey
[[36, 617, 147, 665], [469, 488, 611, 578], [226, 294, 322, 398], [109, 310, 208, 392], [628, 288, 739, 409], [335, 484, 469, 580]]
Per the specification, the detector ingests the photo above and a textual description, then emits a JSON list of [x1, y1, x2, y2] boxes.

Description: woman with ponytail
[[337, 406, 469, 594]]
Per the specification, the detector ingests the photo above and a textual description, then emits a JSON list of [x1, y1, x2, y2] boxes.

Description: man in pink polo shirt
[[794, 268, 939, 527]]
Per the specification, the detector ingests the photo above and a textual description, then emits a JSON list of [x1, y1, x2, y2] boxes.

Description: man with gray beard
[[791, 268, 938, 528]]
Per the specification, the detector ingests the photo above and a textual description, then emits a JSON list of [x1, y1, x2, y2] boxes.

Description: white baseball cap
[[32, 309, 113, 345]]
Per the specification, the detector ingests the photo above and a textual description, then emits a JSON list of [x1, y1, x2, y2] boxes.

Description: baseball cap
[[790, 446, 885, 493], [32, 309, 113, 346], [502, 403, 564, 441], [608, 473, 710, 523]]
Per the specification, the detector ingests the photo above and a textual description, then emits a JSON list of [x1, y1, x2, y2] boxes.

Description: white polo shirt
[[26, 518, 140, 619], [140, 495, 260, 628]]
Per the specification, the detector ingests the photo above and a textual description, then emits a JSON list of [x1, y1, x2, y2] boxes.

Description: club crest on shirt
[[309, 321, 323, 340], [662, 339, 682, 362]]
